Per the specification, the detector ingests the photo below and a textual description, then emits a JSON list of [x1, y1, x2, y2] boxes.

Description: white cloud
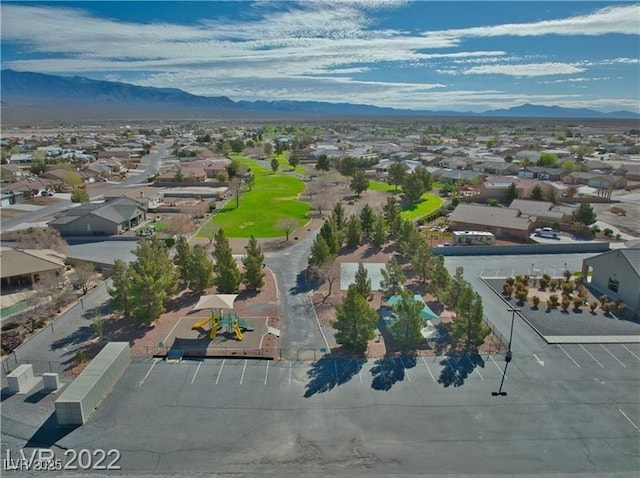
[[538, 77, 611, 84], [463, 63, 585, 77], [423, 4, 640, 45]]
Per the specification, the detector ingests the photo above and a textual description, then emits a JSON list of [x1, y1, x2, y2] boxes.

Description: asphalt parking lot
[[38, 345, 640, 476]]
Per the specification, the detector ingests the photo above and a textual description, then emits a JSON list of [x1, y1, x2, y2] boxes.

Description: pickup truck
[[534, 227, 560, 239]]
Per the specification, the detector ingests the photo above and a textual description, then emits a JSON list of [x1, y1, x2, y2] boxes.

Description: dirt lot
[[592, 201, 640, 237]]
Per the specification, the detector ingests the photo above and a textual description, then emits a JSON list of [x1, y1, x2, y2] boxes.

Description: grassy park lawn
[[400, 193, 444, 220], [369, 180, 398, 192], [198, 155, 312, 238], [271, 153, 306, 174]]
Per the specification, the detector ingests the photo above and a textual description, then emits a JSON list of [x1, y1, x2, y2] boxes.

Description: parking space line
[[466, 356, 484, 380], [215, 359, 225, 384], [479, 269, 485, 277], [288, 362, 292, 386], [240, 360, 248, 384], [264, 361, 269, 385], [139, 358, 160, 386], [619, 408, 640, 433], [579, 344, 604, 368], [334, 360, 338, 382], [421, 356, 436, 382], [190, 361, 202, 384], [600, 345, 626, 367], [621, 344, 640, 361], [489, 355, 507, 379], [358, 367, 363, 384], [400, 357, 412, 382], [494, 270, 500, 277], [558, 345, 581, 368]]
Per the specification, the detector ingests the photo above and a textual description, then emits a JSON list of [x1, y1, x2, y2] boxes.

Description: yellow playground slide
[[232, 319, 244, 341], [192, 317, 211, 330]]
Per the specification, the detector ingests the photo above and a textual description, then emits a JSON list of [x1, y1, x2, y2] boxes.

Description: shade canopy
[[193, 294, 238, 311], [386, 294, 440, 321], [421, 324, 441, 340]]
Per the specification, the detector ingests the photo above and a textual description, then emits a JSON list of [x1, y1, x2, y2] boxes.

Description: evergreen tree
[[531, 185, 544, 201], [188, 245, 214, 293], [270, 157, 279, 172], [108, 259, 131, 317], [349, 170, 369, 197], [388, 162, 407, 191], [381, 257, 406, 297], [391, 290, 424, 350], [315, 154, 330, 171], [403, 172, 426, 202], [571, 203, 597, 225], [353, 263, 371, 299], [396, 219, 421, 255], [212, 229, 241, 293], [174, 235, 192, 286], [129, 237, 178, 323], [411, 241, 432, 284], [413, 166, 433, 192], [383, 196, 402, 233], [309, 235, 331, 267], [333, 284, 377, 353], [506, 182, 518, 202], [371, 213, 387, 247], [331, 202, 346, 230], [447, 266, 468, 310], [242, 236, 265, 291], [345, 215, 362, 249], [452, 289, 489, 348], [319, 219, 340, 255], [429, 255, 451, 300], [359, 203, 375, 238], [288, 154, 300, 169]]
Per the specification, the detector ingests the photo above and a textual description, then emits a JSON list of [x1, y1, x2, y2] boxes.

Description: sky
[[1, 1, 639, 113]]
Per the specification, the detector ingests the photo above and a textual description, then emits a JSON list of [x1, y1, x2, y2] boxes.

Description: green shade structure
[[385, 294, 440, 322]]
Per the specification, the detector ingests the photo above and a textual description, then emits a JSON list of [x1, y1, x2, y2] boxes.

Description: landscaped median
[[197, 154, 312, 238]]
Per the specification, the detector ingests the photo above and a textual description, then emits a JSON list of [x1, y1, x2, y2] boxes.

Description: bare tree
[[73, 262, 95, 295], [230, 176, 243, 208], [205, 224, 220, 247], [16, 227, 68, 254], [164, 213, 196, 236], [276, 218, 299, 241]]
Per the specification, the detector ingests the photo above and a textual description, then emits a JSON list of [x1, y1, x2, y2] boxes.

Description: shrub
[[75, 349, 89, 363], [599, 295, 609, 306], [514, 274, 524, 284], [506, 277, 515, 286], [538, 277, 549, 290], [563, 269, 572, 281], [614, 299, 625, 314], [602, 303, 612, 315], [549, 295, 559, 307], [549, 279, 558, 291], [532, 296, 540, 309], [208, 202, 216, 212], [164, 237, 176, 248], [561, 298, 571, 312], [516, 290, 528, 304], [573, 299, 583, 310], [502, 284, 514, 298], [562, 282, 574, 296], [589, 302, 598, 313], [34, 319, 46, 329], [616, 233, 622, 240], [603, 228, 614, 237]]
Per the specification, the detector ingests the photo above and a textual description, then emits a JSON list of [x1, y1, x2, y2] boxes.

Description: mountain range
[[2, 69, 639, 122]]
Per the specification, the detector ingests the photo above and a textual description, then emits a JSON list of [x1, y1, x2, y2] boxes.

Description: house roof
[[509, 199, 566, 221], [0, 247, 66, 278], [449, 204, 532, 231], [49, 196, 144, 227], [584, 246, 640, 278]]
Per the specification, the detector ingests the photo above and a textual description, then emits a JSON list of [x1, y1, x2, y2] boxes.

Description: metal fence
[[482, 315, 509, 354]]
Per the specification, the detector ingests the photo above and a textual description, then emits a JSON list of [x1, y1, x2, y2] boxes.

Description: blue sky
[[1, 1, 639, 112]]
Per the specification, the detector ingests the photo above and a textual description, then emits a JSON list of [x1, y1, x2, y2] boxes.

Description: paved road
[[265, 231, 330, 351], [0, 140, 173, 232]]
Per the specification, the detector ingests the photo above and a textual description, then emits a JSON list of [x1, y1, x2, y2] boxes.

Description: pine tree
[[333, 284, 377, 353], [309, 235, 331, 267], [212, 229, 241, 293], [391, 290, 424, 350], [331, 202, 346, 230], [388, 162, 407, 191], [188, 245, 214, 293], [371, 213, 387, 247], [345, 215, 362, 249], [506, 182, 518, 202], [429, 255, 450, 300], [383, 196, 402, 233], [452, 289, 489, 349], [242, 236, 265, 291], [129, 237, 178, 323], [319, 219, 340, 255], [108, 259, 131, 317], [353, 263, 371, 299], [396, 219, 420, 255], [174, 235, 192, 287], [381, 257, 406, 297], [349, 170, 369, 197], [447, 266, 468, 310], [411, 241, 432, 284], [359, 203, 375, 238]]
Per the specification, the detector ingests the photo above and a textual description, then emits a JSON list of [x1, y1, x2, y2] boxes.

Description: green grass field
[[269, 152, 306, 174], [400, 193, 444, 221], [197, 154, 312, 238], [369, 180, 398, 192]]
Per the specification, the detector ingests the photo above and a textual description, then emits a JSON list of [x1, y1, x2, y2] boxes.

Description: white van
[[534, 227, 560, 239]]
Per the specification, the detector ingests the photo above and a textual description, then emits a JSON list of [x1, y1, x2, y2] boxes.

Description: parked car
[[534, 227, 560, 239]]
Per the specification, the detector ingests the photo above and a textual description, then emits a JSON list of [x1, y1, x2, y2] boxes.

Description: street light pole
[[492, 306, 520, 397]]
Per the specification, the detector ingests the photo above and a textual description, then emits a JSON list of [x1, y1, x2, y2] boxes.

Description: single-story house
[[49, 196, 147, 236], [0, 246, 66, 287], [582, 247, 640, 318], [0, 164, 28, 182], [448, 203, 534, 241], [518, 167, 564, 181], [564, 172, 628, 189], [508, 199, 569, 227]]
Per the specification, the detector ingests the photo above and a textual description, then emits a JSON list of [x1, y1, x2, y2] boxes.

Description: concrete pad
[[544, 335, 640, 344], [340, 262, 385, 291]]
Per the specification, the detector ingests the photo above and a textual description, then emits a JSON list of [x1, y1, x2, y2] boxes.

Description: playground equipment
[[191, 311, 254, 341]]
